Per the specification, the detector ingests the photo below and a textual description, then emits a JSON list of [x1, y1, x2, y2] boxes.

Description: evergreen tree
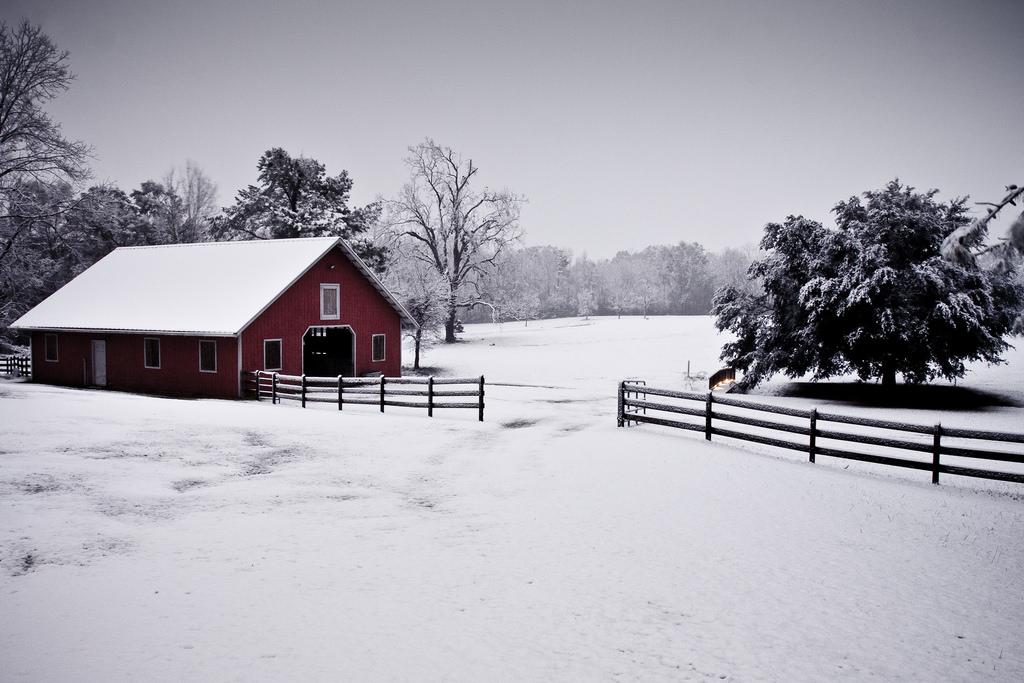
[[713, 180, 1024, 389], [213, 148, 384, 269]]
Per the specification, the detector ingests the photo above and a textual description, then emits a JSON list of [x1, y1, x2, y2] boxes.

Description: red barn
[[10, 237, 416, 398]]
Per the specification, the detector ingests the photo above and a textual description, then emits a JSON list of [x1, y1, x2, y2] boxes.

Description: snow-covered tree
[[569, 253, 598, 319], [385, 139, 524, 342], [714, 180, 1024, 389], [941, 184, 1024, 332], [0, 20, 92, 348], [382, 251, 447, 371], [213, 148, 384, 269]]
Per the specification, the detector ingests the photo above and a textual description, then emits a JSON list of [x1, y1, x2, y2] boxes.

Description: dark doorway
[[303, 326, 354, 377]]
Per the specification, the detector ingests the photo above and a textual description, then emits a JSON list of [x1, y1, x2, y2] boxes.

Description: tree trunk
[[444, 295, 458, 343], [882, 358, 896, 386], [413, 331, 422, 370]]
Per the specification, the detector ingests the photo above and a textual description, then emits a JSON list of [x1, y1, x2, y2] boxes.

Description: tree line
[[0, 19, 752, 357], [452, 243, 757, 323], [3, 19, 1023, 391]]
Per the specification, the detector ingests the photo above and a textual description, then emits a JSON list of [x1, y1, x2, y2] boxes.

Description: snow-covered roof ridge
[[11, 237, 413, 335]]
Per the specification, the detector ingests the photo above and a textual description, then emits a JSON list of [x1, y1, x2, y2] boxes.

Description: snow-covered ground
[[2, 316, 1023, 682]]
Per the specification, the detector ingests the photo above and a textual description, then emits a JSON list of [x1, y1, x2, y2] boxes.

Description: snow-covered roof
[[11, 237, 415, 335]]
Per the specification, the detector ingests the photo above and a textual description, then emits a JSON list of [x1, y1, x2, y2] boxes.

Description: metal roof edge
[[8, 325, 238, 337], [234, 237, 344, 335]]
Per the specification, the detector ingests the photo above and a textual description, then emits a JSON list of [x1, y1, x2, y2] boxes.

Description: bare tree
[[570, 254, 598, 319], [386, 139, 524, 342], [382, 246, 448, 370], [0, 20, 91, 198], [603, 252, 638, 318], [1, 20, 92, 346], [159, 161, 218, 242]]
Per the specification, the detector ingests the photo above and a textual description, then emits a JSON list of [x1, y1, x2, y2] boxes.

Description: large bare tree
[[381, 245, 449, 370], [0, 20, 91, 210], [166, 161, 218, 243], [132, 161, 218, 244], [0, 20, 92, 347], [387, 139, 524, 341]]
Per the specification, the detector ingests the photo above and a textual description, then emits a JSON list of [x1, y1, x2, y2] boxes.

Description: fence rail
[[243, 371, 485, 421], [0, 356, 30, 378], [617, 380, 1024, 485]]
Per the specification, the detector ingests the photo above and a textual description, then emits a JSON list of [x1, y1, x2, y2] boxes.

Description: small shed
[[10, 237, 416, 398]]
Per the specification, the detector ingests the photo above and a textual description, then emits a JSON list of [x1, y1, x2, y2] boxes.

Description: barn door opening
[[303, 326, 354, 377], [91, 340, 107, 387]]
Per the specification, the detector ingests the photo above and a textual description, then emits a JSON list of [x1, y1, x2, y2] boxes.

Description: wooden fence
[[1, 356, 30, 378], [618, 380, 1024, 485], [243, 371, 485, 421]]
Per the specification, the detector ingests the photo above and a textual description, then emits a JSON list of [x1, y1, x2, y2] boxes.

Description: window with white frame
[[199, 340, 217, 373], [372, 334, 385, 363], [44, 334, 58, 362], [264, 339, 282, 371], [144, 337, 161, 369], [320, 284, 340, 320]]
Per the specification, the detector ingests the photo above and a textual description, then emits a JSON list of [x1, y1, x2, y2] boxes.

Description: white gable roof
[[11, 237, 414, 335]]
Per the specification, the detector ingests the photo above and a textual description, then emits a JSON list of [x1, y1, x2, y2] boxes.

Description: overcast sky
[[5, 0, 1022, 258]]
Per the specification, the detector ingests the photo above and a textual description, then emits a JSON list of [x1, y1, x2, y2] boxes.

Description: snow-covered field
[[2, 316, 1023, 682]]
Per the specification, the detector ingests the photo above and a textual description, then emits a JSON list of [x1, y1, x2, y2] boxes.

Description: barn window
[[144, 337, 161, 369], [320, 284, 340, 320], [371, 334, 385, 363], [44, 334, 59, 362], [199, 340, 217, 373], [264, 339, 282, 371]]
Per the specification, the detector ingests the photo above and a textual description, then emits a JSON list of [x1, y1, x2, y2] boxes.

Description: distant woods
[[450, 242, 759, 325], [9, 19, 1020, 375], [0, 19, 757, 354]]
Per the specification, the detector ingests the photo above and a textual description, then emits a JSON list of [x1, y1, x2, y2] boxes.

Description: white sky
[[5, 0, 1022, 258]]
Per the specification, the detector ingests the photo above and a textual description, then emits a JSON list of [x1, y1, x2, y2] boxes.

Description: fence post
[[617, 381, 625, 427], [428, 376, 434, 417], [809, 408, 817, 463], [705, 391, 713, 441], [337, 375, 343, 411], [478, 376, 485, 422], [932, 423, 942, 485], [301, 374, 307, 408], [380, 375, 386, 413], [272, 372, 278, 404]]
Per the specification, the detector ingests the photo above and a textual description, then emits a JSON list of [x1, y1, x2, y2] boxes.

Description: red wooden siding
[[30, 331, 240, 398], [240, 246, 403, 379], [25, 244, 404, 399]]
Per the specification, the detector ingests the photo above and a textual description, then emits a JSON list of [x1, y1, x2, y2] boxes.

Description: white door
[[92, 340, 107, 387]]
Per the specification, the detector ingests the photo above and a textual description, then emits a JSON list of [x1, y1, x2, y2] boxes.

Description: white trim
[[372, 334, 386, 363], [236, 332, 243, 397], [14, 327, 236, 337], [144, 337, 161, 369], [91, 339, 107, 387], [301, 325, 355, 377], [320, 283, 340, 320], [264, 338, 283, 371], [199, 339, 217, 373]]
